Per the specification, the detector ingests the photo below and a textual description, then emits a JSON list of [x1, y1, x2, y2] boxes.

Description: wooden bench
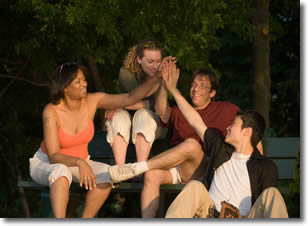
[[19, 132, 300, 217], [18, 180, 184, 217], [264, 137, 300, 180], [19, 131, 184, 217]]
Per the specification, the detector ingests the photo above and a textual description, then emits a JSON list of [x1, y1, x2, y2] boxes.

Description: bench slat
[[264, 137, 299, 180]]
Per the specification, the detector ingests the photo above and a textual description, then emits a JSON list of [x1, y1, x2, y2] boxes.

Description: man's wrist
[[169, 87, 179, 96]]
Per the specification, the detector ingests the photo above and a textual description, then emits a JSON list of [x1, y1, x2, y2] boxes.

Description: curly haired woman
[[105, 40, 171, 165]]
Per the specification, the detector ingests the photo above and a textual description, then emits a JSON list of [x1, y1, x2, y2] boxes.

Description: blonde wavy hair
[[123, 39, 162, 81]]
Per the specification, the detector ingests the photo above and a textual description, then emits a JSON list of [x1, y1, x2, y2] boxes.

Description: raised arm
[[93, 71, 161, 110], [162, 61, 207, 142], [155, 83, 171, 123], [154, 56, 177, 123]]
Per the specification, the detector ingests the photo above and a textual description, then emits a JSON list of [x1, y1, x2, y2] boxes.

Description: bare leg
[[147, 138, 203, 171], [108, 138, 204, 185], [82, 183, 112, 218], [135, 133, 152, 162], [50, 176, 70, 218], [141, 139, 204, 218], [112, 134, 128, 165], [141, 169, 173, 218], [178, 144, 206, 183]]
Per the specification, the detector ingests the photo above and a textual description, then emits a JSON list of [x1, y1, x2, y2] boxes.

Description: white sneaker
[[108, 163, 140, 183]]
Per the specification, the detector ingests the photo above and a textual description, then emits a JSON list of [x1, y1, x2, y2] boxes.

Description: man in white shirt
[[161, 60, 288, 218]]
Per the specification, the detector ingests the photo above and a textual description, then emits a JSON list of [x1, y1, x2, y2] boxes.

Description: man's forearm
[[169, 88, 207, 140], [155, 84, 169, 120]]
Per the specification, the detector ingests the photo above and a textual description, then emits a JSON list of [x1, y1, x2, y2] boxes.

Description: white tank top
[[209, 152, 252, 216]]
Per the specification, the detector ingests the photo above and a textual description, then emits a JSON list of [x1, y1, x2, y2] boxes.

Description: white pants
[[105, 108, 167, 146], [29, 148, 112, 187]]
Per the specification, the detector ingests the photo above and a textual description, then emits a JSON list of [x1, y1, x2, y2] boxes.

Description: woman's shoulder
[[43, 103, 55, 112], [119, 66, 140, 92], [119, 66, 136, 80], [86, 92, 107, 110], [42, 103, 58, 119]]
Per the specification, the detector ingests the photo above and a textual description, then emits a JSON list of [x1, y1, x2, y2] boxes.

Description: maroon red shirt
[[160, 101, 239, 146]]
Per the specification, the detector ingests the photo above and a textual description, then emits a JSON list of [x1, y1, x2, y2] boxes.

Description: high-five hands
[[161, 57, 180, 92], [155, 56, 176, 77]]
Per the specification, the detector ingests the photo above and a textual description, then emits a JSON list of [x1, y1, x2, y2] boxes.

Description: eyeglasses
[[191, 83, 211, 90], [59, 62, 77, 73]]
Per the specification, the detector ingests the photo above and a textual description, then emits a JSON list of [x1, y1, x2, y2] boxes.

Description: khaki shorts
[[29, 148, 113, 187], [105, 108, 167, 146]]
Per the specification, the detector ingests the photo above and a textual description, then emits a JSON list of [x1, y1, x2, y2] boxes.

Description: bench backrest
[[88, 131, 131, 165], [88, 131, 170, 165], [264, 137, 300, 180], [89, 132, 300, 180]]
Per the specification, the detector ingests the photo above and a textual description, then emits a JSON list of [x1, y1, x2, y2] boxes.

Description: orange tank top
[[41, 100, 94, 160]]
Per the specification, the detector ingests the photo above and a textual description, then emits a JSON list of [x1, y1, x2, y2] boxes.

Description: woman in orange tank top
[[29, 62, 162, 218]]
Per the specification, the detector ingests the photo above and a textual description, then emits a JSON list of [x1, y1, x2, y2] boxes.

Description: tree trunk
[[252, 0, 271, 127], [86, 56, 106, 130]]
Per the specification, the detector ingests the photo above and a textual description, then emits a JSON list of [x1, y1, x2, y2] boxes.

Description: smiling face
[[190, 75, 216, 110], [137, 49, 162, 77], [64, 69, 87, 100], [225, 116, 245, 146]]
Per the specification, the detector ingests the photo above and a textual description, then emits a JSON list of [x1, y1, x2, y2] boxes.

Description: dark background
[[0, 0, 300, 218]]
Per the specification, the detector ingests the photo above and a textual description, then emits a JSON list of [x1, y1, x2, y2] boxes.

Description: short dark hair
[[237, 110, 266, 147], [49, 62, 87, 104], [191, 68, 219, 91]]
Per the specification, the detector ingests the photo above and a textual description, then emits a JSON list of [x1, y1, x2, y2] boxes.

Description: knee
[[183, 138, 201, 150], [49, 164, 72, 186], [180, 138, 203, 156], [186, 180, 204, 190], [132, 109, 157, 143], [262, 187, 282, 198], [134, 108, 151, 117], [96, 182, 112, 191], [144, 170, 163, 186], [107, 109, 131, 127], [117, 109, 131, 120], [134, 109, 156, 125]]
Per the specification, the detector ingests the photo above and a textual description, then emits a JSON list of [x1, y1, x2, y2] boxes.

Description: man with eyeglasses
[[108, 63, 257, 217]]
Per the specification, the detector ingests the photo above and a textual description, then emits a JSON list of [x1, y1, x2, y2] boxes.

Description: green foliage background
[[0, 0, 300, 218]]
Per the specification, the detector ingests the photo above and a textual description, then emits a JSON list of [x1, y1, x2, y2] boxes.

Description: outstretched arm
[[155, 81, 171, 123], [155, 56, 176, 123], [92, 71, 161, 110], [162, 61, 207, 142]]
